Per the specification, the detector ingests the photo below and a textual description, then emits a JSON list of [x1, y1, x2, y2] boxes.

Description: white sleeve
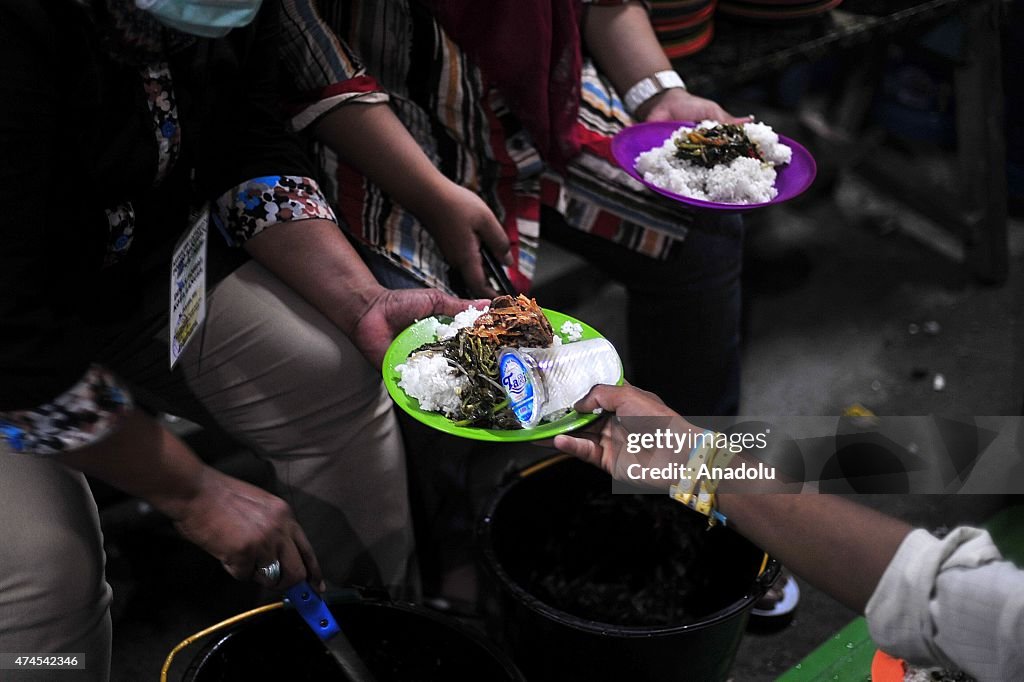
[[865, 527, 1024, 682]]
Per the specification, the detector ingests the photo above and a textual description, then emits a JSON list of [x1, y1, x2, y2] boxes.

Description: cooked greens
[[414, 328, 519, 428], [673, 123, 765, 168]]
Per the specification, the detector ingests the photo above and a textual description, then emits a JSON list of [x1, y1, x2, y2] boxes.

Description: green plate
[[382, 309, 622, 442]]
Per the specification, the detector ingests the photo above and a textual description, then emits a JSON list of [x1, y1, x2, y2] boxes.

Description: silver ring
[[258, 559, 281, 584]]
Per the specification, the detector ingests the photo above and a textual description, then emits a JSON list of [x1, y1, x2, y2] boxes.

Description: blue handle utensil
[[285, 582, 376, 682]]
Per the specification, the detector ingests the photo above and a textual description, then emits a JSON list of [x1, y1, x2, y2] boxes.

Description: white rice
[[634, 120, 792, 204], [397, 307, 488, 415], [559, 320, 584, 342], [428, 305, 487, 340], [744, 121, 792, 166], [395, 351, 467, 417]]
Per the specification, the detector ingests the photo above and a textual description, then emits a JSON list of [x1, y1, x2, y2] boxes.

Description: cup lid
[[498, 349, 543, 428]]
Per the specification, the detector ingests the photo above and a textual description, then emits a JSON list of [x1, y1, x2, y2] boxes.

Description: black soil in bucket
[[182, 597, 524, 682], [479, 457, 778, 682]]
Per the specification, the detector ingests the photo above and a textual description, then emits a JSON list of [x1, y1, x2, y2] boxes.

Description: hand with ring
[[170, 467, 325, 592], [257, 559, 282, 585]]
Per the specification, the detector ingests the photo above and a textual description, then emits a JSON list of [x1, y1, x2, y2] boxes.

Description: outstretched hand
[[553, 384, 690, 487], [638, 88, 752, 126], [351, 287, 487, 368]]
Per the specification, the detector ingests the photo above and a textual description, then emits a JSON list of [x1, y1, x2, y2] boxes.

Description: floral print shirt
[[0, 5, 335, 455]]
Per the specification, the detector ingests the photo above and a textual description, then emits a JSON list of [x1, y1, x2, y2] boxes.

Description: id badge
[[169, 205, 209, 368]]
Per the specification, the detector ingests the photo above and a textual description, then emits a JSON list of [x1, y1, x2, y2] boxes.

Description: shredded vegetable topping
[[673, 123, 765, 168], [467, 294, 555, 347]]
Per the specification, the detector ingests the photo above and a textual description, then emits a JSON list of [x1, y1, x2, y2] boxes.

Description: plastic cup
[[498, 338, 622, 428]]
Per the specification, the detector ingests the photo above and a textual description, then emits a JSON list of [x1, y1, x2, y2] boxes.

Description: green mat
[[776, 504, 1024, 681], [776, 618, 876, 682], [985, 503, 1024, 565]]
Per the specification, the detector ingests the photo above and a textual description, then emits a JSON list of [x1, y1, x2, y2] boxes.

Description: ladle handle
[[285, 582, 377, 682]]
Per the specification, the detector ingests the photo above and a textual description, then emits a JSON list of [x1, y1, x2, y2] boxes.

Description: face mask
[[134, 0, 262, 38]]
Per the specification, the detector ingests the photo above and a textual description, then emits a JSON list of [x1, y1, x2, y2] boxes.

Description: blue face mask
[[135, 0, 263, 38]]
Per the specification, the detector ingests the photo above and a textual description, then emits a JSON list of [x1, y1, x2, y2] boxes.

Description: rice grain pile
[[560, 320, 584, 342], [635, 121, 792, 204], [396, 305, 486, 417], [395, 352, 467, 416]]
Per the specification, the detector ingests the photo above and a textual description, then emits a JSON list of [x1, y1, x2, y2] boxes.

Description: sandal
[[751, 568, 800, 620]]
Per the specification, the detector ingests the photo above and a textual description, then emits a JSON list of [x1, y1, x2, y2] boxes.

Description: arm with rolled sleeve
[[866, 527, 1024, 682], [192, 5, 396, 343], [196, 4, 471, 365], [277, 0, 390, 131]]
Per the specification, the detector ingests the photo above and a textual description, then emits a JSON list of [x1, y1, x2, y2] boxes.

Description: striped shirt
[[279, 0, 694, 293]]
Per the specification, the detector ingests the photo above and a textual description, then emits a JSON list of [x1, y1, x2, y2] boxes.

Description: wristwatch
[[623, 70, 686, 116]]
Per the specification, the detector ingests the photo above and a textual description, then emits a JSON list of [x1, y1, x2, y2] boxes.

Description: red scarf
[[422, 0, 583, 169]]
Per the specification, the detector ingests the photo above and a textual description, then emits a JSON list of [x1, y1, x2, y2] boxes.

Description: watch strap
[[623, 70, 686, 115]]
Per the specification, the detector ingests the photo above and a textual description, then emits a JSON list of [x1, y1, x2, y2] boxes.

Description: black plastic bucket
[[182, 590, 525, 681], [479, 456, 779, 682]]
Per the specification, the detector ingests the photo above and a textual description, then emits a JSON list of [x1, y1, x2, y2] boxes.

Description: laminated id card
[[169, 205, 209, 368]]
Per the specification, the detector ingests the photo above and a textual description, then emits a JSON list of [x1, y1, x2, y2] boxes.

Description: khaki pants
[[0, 453, 112, 682], [0, 260, 413, 680], [172, 260, 414, 590]]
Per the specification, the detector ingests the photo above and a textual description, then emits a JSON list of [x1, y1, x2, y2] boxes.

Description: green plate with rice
[[382, 309, 621, 442]]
